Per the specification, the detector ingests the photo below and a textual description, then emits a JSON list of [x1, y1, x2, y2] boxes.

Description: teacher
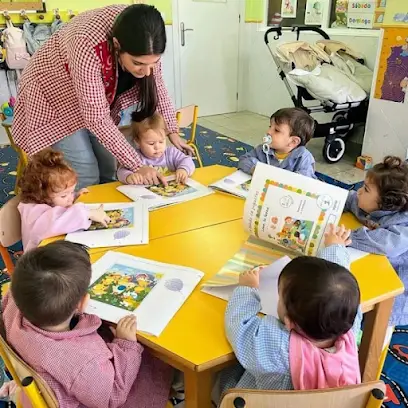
[[12, 4, 192, 188]]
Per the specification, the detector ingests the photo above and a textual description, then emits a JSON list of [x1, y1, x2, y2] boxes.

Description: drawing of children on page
[[89, 208, 134, 230]]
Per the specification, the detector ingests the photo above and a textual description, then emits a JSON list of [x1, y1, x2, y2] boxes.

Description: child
[[345, 155, 408, 326], [117, 112, 195, 185], [1, 241, 173, 407], [238, 108, 316, 178], [217, 225, 361, 397], [18, 148, 111, 251]]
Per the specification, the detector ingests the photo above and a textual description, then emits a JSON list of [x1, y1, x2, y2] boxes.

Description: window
[[266, 0, 383, 32]]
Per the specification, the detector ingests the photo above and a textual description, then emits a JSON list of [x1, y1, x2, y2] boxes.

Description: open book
[[65, 202, 149, 248], [244, 162, 349, 256], [117, 175, 213, 210], [209, 170, 252, 199], [202, 162, 368, 309], [86, 251, 204, 336]]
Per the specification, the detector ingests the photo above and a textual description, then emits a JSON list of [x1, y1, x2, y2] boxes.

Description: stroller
[[264, 26, 371, 163]]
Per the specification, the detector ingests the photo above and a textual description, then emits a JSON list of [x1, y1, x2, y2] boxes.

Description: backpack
[[3, 20, 30, 70]]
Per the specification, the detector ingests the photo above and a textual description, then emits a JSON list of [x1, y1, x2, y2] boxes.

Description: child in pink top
[[1, 241, 173, 407], [117, 112, 195, 186], [18, 149, 111, 251], [217, 225, 362, 398]]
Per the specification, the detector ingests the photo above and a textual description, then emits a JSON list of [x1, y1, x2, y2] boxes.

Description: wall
[[362, 99, 407, 163]]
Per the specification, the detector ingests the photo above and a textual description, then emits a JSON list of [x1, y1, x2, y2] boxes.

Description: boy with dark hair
[[238, 107, 316, 178]]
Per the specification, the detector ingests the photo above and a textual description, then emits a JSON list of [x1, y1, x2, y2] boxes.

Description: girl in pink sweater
[[2, 241, 173, 407], [18, 149, 111, 251]]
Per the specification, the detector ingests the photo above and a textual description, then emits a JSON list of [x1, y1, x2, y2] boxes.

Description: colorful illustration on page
[[146, 180, 197, 198], [253, 180, 329, 255], [89, 263, 163, 311], [89, 208, 134, 231], [237, 179, 251, 192], [271, 216, 314, 253]]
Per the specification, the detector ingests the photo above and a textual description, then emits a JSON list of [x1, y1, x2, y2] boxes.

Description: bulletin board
[[374, 27, 408, 104], [382, 0, 408, 27]]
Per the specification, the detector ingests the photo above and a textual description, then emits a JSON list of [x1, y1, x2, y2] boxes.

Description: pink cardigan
[[18, 202, 92, 251], [2, 292, 173, 408]]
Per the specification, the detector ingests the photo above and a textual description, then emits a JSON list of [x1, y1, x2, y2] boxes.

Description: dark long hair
[[112, 4, 166, 121]]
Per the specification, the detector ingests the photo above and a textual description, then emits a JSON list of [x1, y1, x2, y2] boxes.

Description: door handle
[[180, 22, 194, 47]]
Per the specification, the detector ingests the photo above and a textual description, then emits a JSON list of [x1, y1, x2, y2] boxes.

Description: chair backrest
[[0, 335, 58, 407], [0, 195, 21, 248], [219, 381, 386, 408], [176, 105, 198, 128]]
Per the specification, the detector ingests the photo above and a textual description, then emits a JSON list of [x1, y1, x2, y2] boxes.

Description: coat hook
[[3, 11, 11, 21], [53, 8, 60, 20], [20, 10, 30, 21], [39, 14, 44, 20], [68, 9, 75, 19]]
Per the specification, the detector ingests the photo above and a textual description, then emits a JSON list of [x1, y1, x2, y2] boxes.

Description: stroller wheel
[[323, 138, 346, 163], [333, 111, 349, 137]]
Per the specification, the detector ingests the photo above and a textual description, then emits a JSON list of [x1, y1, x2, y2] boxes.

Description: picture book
[[86, 251, 204, 336], [202, 164, 362, 310], [116, 175, 213, 210], [65, 202, 149, 248], [244, 162, 349, 257], [209, 170, 252, 199], [201, 236, 292, 316]]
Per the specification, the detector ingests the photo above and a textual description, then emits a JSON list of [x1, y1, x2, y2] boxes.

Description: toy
[[355, 155, 373, 170], [1, 102, 13, 118]]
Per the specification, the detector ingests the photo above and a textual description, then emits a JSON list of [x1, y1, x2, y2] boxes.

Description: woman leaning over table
[[12, 4, 192, 189]]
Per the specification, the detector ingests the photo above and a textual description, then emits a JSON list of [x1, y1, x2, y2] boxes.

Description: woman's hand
[[136, 166, 167, 186], [168, 133, 194, 156]]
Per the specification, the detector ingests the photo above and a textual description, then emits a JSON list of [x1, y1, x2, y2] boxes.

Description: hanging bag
[[3, 19, 30, 70]]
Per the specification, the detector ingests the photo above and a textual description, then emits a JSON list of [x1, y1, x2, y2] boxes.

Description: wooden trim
[[0, 2, 43, 11]]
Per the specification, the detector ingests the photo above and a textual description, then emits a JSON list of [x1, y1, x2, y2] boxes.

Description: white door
[[174, 0, 240, 116]]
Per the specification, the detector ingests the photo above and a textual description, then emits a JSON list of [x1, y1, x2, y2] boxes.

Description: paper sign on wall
[[347, 0, 375, 28]]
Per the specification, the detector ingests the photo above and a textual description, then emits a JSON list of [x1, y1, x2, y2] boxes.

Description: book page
[[117, 175, 213, 210], [87, 251, 204, 336], [65, 202, 149, 248], [209, 170, 252, 199], [243, 163, 349, 256]]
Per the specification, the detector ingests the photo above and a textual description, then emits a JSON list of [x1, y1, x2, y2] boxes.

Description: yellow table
[[90, 217, 404, 408], [41, 165, 244, 251]]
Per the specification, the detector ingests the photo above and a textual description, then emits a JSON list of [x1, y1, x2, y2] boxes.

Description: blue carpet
[[0, 127, 406, 407]]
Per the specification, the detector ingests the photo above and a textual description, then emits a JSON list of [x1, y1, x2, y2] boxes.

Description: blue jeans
[[52, 129, 117, 190]]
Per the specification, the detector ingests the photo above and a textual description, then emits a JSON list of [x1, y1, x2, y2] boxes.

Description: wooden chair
[[0, 334, 58, 407], [219, 381, 386, 408], [176, 105, 203, 168], [0, 116, 28, 195], [0, 195, 21, 274]]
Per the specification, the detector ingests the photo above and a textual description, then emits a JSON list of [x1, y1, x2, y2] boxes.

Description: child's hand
[[114, 315, 137, 342], [239, 267, 261, 288], [89, 205, 111, 227], [77, 188, 89, 197], [363, 219, 379, 230], [175, 169, 189, 184], [126, 173, 144, 185], [325, 224, 352, 247]]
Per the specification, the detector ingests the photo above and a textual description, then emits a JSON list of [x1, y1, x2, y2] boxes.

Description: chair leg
[[15, 159, 23, 195], [0, 245, 14, 275], [189, 143, 203, 168]]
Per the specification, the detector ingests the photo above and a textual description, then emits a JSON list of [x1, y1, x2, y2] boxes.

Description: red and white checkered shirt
[[12, 5, 178, 171], [2, 292, 173, 408]]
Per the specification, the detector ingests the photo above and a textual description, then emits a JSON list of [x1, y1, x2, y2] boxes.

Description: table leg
[[184, 368, 213, 408], [359, 298, 394, 382]]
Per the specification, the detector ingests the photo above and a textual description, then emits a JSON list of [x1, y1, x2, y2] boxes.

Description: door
[[174, 0, 241, 116]]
